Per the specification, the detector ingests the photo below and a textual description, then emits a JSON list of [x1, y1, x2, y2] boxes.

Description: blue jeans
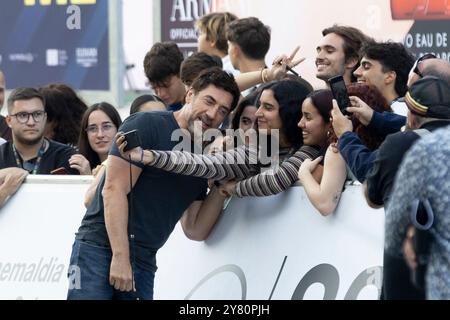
[[67, 239, 157, 300]]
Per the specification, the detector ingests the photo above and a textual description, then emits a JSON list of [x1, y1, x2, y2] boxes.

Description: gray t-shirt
[[76, 112, 207, 252]]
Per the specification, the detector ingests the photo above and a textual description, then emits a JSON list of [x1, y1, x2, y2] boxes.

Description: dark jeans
[[382, 252, 425, 300], [67, 239, 157, 300]]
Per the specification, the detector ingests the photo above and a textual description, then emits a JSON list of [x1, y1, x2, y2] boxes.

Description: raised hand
[[331, 99, 353, 138], [69, 154, 92, 175], [269, 46, 306, 81], [115, 132, 144, 163], [347, 96, 374, 126]]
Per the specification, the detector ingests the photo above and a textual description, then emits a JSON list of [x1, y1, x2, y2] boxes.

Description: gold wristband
[[261, 68, 270, 83]]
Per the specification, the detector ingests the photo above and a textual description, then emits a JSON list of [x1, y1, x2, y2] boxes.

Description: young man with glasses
[[0, 88, 78, 175]]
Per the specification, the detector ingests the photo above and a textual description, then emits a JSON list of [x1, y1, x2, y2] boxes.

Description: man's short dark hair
[[191, 67, 240, 113], [143, 42, 184, 86], [7, 87, 45, 113], [181, 52, 223, 87], [361, 42, 415, 97], [226, 17, 271, 60], [322, 25, 373, 81]]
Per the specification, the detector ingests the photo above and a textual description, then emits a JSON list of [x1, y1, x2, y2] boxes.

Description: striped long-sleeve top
[[148, 145, 320, 197]]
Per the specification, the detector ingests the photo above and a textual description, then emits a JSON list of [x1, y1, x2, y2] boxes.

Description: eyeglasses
[[85, 123, 116, 135], [10, 111, 46, 124], [413, 53, 436, 78]]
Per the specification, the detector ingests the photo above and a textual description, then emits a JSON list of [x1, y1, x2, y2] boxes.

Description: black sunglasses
[[413, 53, 436, 78]]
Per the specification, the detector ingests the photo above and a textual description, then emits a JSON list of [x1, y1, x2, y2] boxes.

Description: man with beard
[[0, 88, 77, 174], [68, 68, 240, 300]]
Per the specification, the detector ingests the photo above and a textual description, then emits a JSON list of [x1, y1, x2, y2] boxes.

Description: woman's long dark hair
[[259, 80, 312, 149], [77, 102, 122, 169], [231, 89, 260, 130], [40, 83, 88, 146]]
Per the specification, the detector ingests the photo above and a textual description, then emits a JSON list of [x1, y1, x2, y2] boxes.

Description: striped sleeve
[[235, 145, 320, 197], [148, 145, 259, 180]]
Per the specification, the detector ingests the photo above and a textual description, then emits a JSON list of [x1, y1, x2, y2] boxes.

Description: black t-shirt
[[0, 116, 12, 141], [167, 102, 183, 112], [0, 139, 78, 174], [366, 120, 450, 206], [76, 112, 208, 251]]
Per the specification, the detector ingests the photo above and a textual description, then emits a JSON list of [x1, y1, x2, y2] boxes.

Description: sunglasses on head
[[413, 53, 436, 78]]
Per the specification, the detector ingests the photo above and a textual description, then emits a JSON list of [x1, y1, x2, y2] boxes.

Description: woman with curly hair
[[40, 83, 88, 146], [116, 79, 321, 198], [297, 84, 391, 216]]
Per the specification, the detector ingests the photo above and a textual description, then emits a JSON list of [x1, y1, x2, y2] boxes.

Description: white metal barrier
[[0, 177, 384, 300]]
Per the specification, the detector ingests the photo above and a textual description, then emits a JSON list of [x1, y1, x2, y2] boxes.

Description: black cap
[[403, 76, 450, 119]]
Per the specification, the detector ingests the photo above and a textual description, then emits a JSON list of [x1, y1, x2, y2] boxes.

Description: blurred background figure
[[196, 12, 239, 75], [39, 83, 88, 147], [0, 70, 12, 141], [143, 42, 186, 111], [180, 52, 223, 89], [129, 94, 166, 115]]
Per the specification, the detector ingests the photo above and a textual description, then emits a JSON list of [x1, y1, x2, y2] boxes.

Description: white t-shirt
[[0, 138, 6, 146], [222, 55, 240, 76], [391, 100, 408, 117]]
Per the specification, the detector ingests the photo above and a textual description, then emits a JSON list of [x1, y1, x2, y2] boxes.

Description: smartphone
[[123, 129, 142, 152], [51, 167, 69, 175], [328, 75, 350, 115]]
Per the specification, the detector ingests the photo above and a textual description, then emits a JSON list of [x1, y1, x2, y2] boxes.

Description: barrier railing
[[0, 176, 383, 300]]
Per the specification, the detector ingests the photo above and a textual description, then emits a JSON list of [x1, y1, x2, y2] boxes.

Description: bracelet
[[140, 148, 145, 164], [262, 68, 270, 83], [260, 68, 266, 83]]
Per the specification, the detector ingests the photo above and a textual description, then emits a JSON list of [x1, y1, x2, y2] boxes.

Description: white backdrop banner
[[156, 184, 385, 300], [0, 176, 91, 300], [0, 177, 384, 300]]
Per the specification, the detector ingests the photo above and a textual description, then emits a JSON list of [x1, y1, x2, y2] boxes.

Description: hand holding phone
[[51, 167, 69, 175], [123, 130, 142, 152], [328, 75, 350, 116]]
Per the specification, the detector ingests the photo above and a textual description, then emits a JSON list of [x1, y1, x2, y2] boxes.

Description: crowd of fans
[[1, 11, 450, 300]]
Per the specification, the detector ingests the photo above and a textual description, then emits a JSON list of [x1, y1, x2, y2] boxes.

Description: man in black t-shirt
[[0, 88, 77, 175], [68, 68, 240, 300]]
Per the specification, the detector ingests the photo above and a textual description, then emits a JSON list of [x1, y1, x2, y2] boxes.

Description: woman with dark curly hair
[[298, 84, 391, 216], [116, 80, 321, 199], [40, 84, 88, 146]]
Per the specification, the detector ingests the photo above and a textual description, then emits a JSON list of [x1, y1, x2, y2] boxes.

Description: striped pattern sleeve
[[148, 145, 259, 180], [235, 145, 320, 197]]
